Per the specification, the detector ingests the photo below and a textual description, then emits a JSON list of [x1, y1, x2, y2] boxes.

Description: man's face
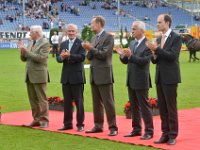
[[157, 15, 169, 32], [131, 24, 143, 39], [91, 18, 99, 33], [30, 29, 37, 40], [66, 26, 77, 40]]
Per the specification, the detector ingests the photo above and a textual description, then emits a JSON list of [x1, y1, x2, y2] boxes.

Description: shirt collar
[[97, 29, 104, 37], [136, 36, 145, 45], [164, 28, 172, 38], [69, 38, 76, 43]]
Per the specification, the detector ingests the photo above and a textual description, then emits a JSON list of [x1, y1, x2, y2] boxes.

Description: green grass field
[[0, 49, 199, 150]]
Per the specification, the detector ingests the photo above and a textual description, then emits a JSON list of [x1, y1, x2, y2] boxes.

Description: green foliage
[[119, 26, 135, 48], [81, 25, 95, 42]]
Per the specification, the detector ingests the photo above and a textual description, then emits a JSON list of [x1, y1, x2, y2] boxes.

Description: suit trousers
[[91, 83, 118, 131], [26, 81, 49, 123], [128, 87, 154, 135], [156, 83, 178, 139], [62, 84, 84, 128]]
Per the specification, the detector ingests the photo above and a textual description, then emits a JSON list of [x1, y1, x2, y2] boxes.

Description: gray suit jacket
[[21, 38, 50, 83], [120, 38, 152, 90], [87, 31, 114, 85]]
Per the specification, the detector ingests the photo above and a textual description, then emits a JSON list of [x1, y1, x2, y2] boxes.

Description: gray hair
[[65, 23, 78, 32], [132, 21, 146, 31], [30, 25, 43, 37]]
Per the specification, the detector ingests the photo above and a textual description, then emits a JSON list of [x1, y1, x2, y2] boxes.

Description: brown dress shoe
[[22, 121, 40, 127], [85, 128, 103, 133], [140, 134, 153, 140], [39, 122, 49, 128], [124, 131, 141, 137], [154, 136, 169, 144]]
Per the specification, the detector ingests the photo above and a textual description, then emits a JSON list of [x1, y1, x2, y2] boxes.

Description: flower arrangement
[[48, 96, 64, 111], [0, 105, 2, 121], [124, 101, 132, 119], [124, 97, 159, 119], [48, 96, 64, 104]]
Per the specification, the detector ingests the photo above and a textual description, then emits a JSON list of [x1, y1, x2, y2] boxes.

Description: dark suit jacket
[[152, 31, 182, 84], [87, 31, 114, 85], [21, 38, 50, 83], [56, 38, 86, 85], [120, 38, 152, 90]]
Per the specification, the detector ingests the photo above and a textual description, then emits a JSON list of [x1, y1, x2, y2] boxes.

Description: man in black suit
[[56, 24, 86, 132], [146, 14, 182, 145], [116, 21, 154, 140], [82, 16, 118, 136]]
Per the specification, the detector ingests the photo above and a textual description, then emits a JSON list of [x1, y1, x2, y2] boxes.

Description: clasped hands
[[145, 40, 159, 54], [17, 41, 27, 53], [115, 45, 132, 57], [60, 49, 70, 59], [81, 41, 93, 52]]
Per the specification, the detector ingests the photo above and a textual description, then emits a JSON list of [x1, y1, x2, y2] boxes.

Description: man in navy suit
[[116, 21, 154, 140], [146, 14, 182, 145], [56, 24, 86, 132]]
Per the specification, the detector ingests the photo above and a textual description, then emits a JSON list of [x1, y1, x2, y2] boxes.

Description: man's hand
[[60, 49, 70, 59], [145, 41, 158, 54], [82, 41, 93, 51], [123, 48, 132, 57], [115, 45, 124, 56], [18, 41, 27, 53]]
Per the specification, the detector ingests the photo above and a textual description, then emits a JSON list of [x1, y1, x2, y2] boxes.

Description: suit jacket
[[21, 38, 50, 83], [87, 31, 114, 85], [120, 38, 152, 90], [56, 38, 86, 85], [152, 31, 182, 84]]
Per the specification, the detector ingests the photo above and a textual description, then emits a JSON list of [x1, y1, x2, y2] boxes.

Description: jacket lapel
[[134, 38, 146, 54], [163, 32, 173, 48], [70, 38, 78, 52], [94, 31, 106, 47]]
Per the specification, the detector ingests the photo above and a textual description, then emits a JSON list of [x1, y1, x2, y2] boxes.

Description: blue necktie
[[133, 41, 138, 53]]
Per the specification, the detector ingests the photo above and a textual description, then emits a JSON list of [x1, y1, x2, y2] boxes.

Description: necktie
[[32, 40, 36, 47], [133, 41, 138, 53], [95, 35, 100, 45], [161, 34, 165, 48], [68, 40, 73, 51]]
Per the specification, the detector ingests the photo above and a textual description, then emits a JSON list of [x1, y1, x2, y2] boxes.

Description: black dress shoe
[[167, 138, 176, 145], [124, 131, 141, 137], [154, 136, 169, 144], [85, 128, 103, 133], [140, 134, 153, 140], [108, 130, 118, 136], [77, 126, 84, 132], [58, 126, 73, 131]]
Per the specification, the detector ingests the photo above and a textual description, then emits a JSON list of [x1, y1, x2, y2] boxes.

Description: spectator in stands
[[0, 18, 3, 25], [51, 31, 59, 57]]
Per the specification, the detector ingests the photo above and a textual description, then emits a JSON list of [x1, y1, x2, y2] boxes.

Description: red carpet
[[1, 108, 200, 150]]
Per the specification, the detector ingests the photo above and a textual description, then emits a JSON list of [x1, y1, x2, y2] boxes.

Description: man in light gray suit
[[18, 25, 50, 128], [116, 21, 154, 140], [82, 16, 118, 136]]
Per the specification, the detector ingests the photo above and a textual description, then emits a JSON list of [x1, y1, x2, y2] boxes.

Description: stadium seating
[[0, 0, 199, 32]]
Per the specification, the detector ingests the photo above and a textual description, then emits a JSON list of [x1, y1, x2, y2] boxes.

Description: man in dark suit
[[18, 25, 50, 128], [82, 16, 118, 136], [56, 24, 86, 132], [116, 21, 154, 140], [146, 14, 182, 145]]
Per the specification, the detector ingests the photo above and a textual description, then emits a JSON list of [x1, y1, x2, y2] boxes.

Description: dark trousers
[[62, 84, 84, 128], [156, 83, 178, 139], [52, 44, 58, 57], [91, 83, 118, 131], [128, 87, 154, 135]]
